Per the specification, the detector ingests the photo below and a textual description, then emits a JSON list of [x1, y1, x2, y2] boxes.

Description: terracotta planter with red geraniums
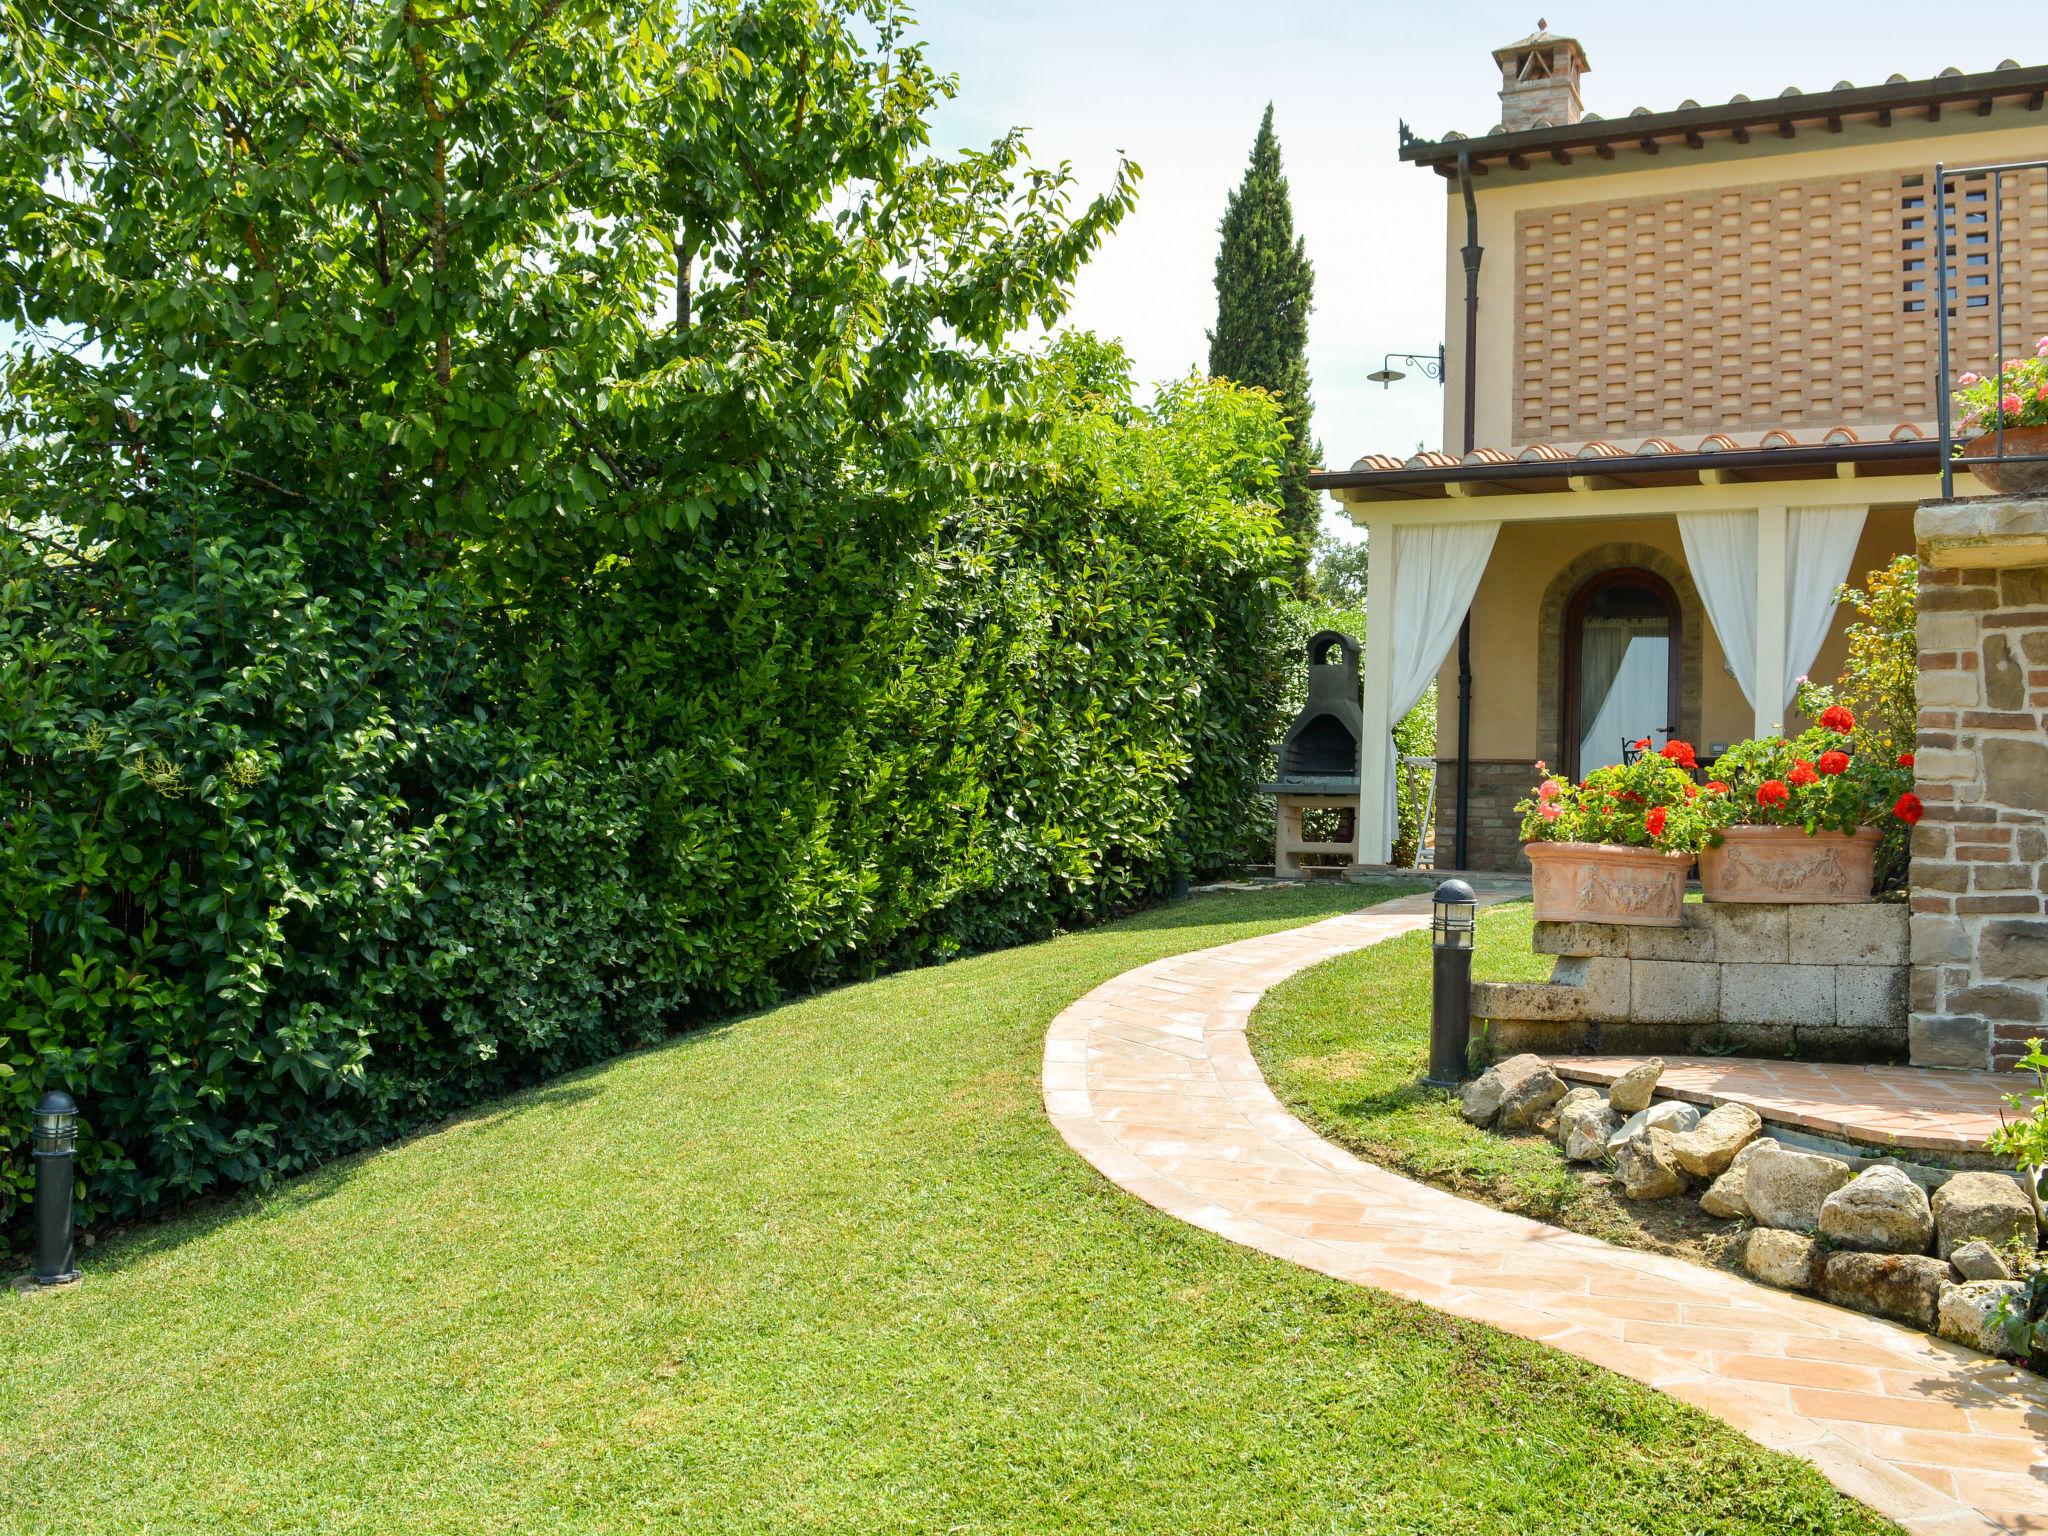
[[1963, 427, 2048, 496], [1525, 841, 1694, 927], [1698, 825, 1882, 904]]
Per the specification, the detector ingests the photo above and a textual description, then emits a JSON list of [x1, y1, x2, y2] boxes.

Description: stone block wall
[[1472, 903, 1909, 1062], [1910, 495, 2048, 1070]]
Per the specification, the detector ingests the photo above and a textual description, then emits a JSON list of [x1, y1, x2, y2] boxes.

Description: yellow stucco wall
[[1437, 505, 1913, 764]]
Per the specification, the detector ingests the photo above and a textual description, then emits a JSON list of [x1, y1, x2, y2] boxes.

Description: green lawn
[[1250, 899, 1746, 1262], [0, 887, 1890, 1535]]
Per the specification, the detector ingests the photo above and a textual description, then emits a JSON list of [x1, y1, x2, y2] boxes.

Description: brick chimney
[[1493, 23, 1590, 132]]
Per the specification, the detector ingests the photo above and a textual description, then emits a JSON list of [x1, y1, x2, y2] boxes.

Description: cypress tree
[[1208, 103, 1319, 589]]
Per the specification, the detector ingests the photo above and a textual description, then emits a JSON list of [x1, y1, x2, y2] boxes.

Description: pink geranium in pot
[[1952, 336, 2048, 495], [1516, 740, 1708, 927]]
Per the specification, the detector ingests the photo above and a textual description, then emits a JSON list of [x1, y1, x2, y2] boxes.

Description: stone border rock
[[1459, 1052, 2047, 1369]]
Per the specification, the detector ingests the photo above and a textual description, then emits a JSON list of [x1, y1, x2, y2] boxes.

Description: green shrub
[[0, 3, 1288, 1248], [0, 336, 1290, 1246]]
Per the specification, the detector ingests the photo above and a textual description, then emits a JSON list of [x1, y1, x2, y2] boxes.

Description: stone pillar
[[1909, 495, 2048, 1070]]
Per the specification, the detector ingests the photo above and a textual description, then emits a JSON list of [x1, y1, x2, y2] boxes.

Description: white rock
[[1615, 1126, 1689, 1200], [1604, 1098, 1699, 1154], [1743, 1228, 1820, 1290], [1949, 1239, 2013, 1282], [1460, 1053, 1551, 1128], [1742, 1145, 1854, 1233], [1817, 1166, 1935, 1254], [1698, 1136, 1780, 1219], [1559, 1096, 1622, 1162], [1496, 1063, 1569, 1132], [1668, 1102, 1763, 1179], [1607, 1058, 1664, 1115], [1935, 1280, 2032, 1358], [1931, 1172, 2036, 1259]]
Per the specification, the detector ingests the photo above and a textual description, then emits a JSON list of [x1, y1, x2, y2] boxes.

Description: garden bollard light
[[30, 1089, 82, 1286], [1426, 880, 1476, 1087]]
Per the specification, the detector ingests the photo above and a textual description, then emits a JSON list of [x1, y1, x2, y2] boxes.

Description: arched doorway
[[1562, 567, 1683, 780]]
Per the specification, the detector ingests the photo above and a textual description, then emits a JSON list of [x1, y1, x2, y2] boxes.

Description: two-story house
[[1315, 29, 2048, 873]]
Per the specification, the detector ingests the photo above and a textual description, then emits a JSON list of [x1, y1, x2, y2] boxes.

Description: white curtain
[[1578, 616, 1655, 734], [1677, 507, 1867, 718], [1383, 521, 1500, 845], [1784, 506, 1867, 708], [1678, 510, 1759, 708], [1579, 620, 1669, 772]]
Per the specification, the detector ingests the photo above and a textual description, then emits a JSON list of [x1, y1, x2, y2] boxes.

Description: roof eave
[[1309, 439, 1938, 500], [1401, 65, 2048, 174]]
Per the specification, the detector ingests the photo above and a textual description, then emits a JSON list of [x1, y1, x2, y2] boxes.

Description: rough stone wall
[[1910, 518, 2048, 1071], [1433, 759, 1529, 873]]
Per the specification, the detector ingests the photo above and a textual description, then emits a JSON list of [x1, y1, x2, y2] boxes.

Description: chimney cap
[[1492, 22, 1590, 73]]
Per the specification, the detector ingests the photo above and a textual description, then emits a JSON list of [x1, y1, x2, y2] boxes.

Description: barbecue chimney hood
[[1260, 630, 1364, 795]]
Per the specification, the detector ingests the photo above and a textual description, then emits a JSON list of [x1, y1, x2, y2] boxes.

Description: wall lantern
[[1368, 345, 1448, 388]]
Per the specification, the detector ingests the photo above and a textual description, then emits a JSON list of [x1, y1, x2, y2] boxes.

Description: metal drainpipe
[[1452, 152, 1482, 873]]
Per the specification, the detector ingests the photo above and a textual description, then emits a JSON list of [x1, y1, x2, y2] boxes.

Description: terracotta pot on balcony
[[1963, 427, 2048, 496], [1525, 841, 1693, 927], [1698, 825, 1881, 904]]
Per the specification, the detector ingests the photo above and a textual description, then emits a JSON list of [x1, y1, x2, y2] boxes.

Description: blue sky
[[917, 1, 2038, 536]]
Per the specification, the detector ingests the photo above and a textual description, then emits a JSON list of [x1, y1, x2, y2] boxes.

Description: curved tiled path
[[1041, 894, 2048, 1534]]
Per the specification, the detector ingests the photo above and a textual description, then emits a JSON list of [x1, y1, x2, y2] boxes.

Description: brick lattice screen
[[1513, 169, 2048, 446]]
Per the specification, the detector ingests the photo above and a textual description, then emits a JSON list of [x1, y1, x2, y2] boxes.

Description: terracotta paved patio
[[1551, 1054, 2033, 1156], [1042, 893, 2048, 1534]]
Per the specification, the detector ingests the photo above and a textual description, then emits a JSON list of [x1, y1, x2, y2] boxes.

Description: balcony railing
[[1935, 157, 2048, 498]]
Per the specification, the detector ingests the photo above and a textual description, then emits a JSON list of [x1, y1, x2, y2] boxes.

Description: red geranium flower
[[1819, 704, 1856, 734], [1897, 752, 1914, 768], [1817, 750, 1849, 776], [1788, 760, 1819, 787], [1683, 784, 1699, 801], [1646, 806, 1668, 836], [1704, 780, 1729, 795], [1757, 779, 1790, 807], [1893, 791, 1924, 824], [1659, 739, 1698, 770]]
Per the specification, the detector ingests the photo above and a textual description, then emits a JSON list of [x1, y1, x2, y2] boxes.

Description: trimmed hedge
[[1, 337, 1291, 1246]]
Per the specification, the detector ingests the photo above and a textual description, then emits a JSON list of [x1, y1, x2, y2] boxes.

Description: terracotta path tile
[[1041, 893, 2048, 1533]]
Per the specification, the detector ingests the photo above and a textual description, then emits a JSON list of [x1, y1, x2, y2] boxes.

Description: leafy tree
[[1208, 103, 1318, 588], [1310, 523, 1370, 607], [0, 1, 1299, 1245]]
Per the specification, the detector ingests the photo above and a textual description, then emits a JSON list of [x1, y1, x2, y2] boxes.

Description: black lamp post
[[30, 1089, 81, 1286], [1367, 346, 1447, 389], [1426, 880, 1477, 1086]]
